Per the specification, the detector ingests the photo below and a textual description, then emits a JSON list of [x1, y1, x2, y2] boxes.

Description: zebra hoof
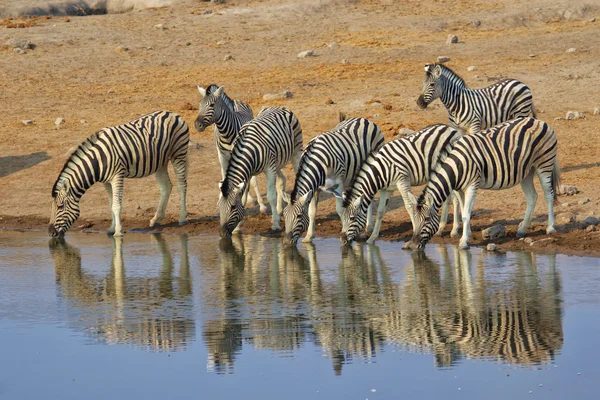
[[302, 236, 313, 244], [366, 238, 376, 245], [113, 231, 124, 237], [259, 206, 268, 215], [546, 227, 556, 235], [458, 241, 469, 250], [450, 230, 460, 238], [179, 220, 188, 226]]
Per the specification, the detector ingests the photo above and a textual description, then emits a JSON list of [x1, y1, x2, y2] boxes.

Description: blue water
[[1, 231, 599, 399]]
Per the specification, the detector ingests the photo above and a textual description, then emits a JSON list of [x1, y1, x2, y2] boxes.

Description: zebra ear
[[215, 86, 225, 97], [197, 85, 206, 96], [433, 65, 443, 78]]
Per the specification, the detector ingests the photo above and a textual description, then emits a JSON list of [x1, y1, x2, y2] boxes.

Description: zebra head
[[283, 191, 312, 246], [417, 63, 443, 109], [218, 180, 246, 238], [406, 193, 440, 251], [195, 85, 224, 132], [49, 179, 80, 238], [340, 194, 366, 245]]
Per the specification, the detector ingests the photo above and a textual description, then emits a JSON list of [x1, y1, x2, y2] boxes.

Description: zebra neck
[[423, 170, 453, 211], [349, 157, 387, 205], [214, 95, 239, 137], [439, 73, 468, 114], [57, 170, 91, 201], [291, 167, 324, 203]]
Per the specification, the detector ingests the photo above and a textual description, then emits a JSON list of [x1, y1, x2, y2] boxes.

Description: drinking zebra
[[49, 111, 189, 238], [219, 106, 303, 237], [406, 117, 559, 251], [194, 85, 266, 213], [340, 124, 462, 245], [417, 63, 536, 134], [283, 117, 384, 246]]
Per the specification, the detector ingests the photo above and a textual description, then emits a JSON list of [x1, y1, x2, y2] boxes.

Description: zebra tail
[[552, 156, 561, 205], [338, 111, 347, 122]]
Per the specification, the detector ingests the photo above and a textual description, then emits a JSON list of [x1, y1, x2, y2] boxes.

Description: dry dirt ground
[[1, 0, 600, 256]]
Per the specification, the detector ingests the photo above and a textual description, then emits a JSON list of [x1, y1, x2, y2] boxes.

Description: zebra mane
[[51, 132, 102, 197], [205, 84, 220, 95], [436, 64, 466, 87], [342, 153, 376, 208], [290, 137, 319, 203]]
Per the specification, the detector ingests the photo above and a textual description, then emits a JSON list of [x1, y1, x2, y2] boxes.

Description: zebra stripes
[[194, 85, 266, 212], [340, 124, 462, 245], [49, 111, 189, 238], [407, 117, 559, 250], [283, 117, 384, 245], [219, 106, 303, 237], [417, 63, 536, 134]]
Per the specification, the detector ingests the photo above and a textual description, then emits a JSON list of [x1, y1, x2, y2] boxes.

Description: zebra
[[219, 106, 303, 237], [283, 117, 385, 246], [340, 124, 462, 245], [194, 84, 266, 213], [49, 111, 189, 238], [417, 63, 536, 134], [405, 117, 559, 251]]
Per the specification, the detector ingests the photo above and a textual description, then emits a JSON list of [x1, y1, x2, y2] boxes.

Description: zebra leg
[[104, 183, 115, 234], [459, 186, 478, 250], [251, 176, 268, 214], [275, 170, 287, 215], [516, 170, 537, 238], [537, 170, 557, 235], [396, 179, 416, 230], [303, 191, 319, 243], [110, 175, 125, 236], [367, 189, 391, 244], [150, 166, 172, 228], [365, 201, 374, 235], [172, 156, 188, 225], [265, 170, 281, 231], [450, 192, 461, 238]]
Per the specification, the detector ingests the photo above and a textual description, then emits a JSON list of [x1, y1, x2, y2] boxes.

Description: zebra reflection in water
[[49, 234, 194, 352], [204, 238, 563, 374]]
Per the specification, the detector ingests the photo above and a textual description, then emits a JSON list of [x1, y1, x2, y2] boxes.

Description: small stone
[[559, 184, 578, 195], [589, 17, 596, 22], [524, 237, 534, 245], [566, 111, 584, 120], [154, 24, 166, 30], [181, 102, 196, 110], [446, 34, 458, 44], [557, 212, 575, 225], [263, 90, 293, 100], [585, 225, 596, 232], [593, 107, 600, 115], [566, 47, 577, 53], [223, 54, 234, 61], [116, 45, 129, 52], [437, 56, 451, 63], [188, 141, 203, 150], [216, 40, 226, 45], [13, 47, 26, 54], [21, 120, 33, 125], [341, 59, 349, 64], [5, 38, 32, 49], [325, 98, 335, 105], [64, 17, 70, 22], [472, 19, 481, 27], [486, 243, 497, 251], [55, 117, 65, 127], [578, 197, 591, 205], [467, 66, 477, 72], [582, 216, 599, 226], [328, 42, 340, 48], [529, 54, 536, 58], [554, 117, 564, 121], [297, 50, 315, 58], [186, 42, 191, 46], [107, 89, 115, 94], [203, 10, 213, 15], [395, 127, 416, 137], [481, 224, 506, 240], [80, 119, 87, 124]]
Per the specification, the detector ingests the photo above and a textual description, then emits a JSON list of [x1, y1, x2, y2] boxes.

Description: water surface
[[1, 231, 599, 399]]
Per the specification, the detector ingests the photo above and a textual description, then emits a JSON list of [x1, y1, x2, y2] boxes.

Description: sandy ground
[[1, 0, 599, 256]]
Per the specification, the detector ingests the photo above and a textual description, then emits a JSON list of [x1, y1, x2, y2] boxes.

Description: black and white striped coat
[[49, 111, 189, 238], [282, 117, 384, 245], [194, 85, 266, 212], [417, 64, 536, 134], [218, 106, 303, 237], [407, 117, 559, 251], [340, 124, 462, 245]]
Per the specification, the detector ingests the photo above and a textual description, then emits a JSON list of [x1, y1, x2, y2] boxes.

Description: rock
[[80, 119, 87, 125], [341, 59, 349, 64], [13, 47, 26, 54], [328, 42, 340, 48], [21, 120, 33, 125], [107, 89, 115, 94], [203, 10, 213, 15], [582, 216, 599, 226], [590, 17, 596, 22], [216, 40, 226, 45], [437, 56, 451, 63], [181, 102, 196, 110], [186, 42, 192, 46], [467, 66, 477, 72], [154, 24, 166, 30], [396, 127, 416, 137], [472, 19, 481, 27], [524, 237, 534, 245], [188, 141, 203, 150], [486, 243, 497, 251], [55, 117, 65, 127], [559, 184, 578, 195], [557, 212, 576, 225], [263, 90, 293, 100], [593, 107, 600, 115], [446, 34, 458, 44], [116, 45, 129, 52], [578, 197, 591, 205], [554, 117, 564, 121], [223, 54, 234, 61], [481, 224, 506, 240], [566, 111, 584, 120], [529, 54, 536, 58], [5, 38, 32, 49], [585, 225, 597, 232], [297, 50, 315, 58], [325, 98, 335, 105], [566, 47, 577, 53]]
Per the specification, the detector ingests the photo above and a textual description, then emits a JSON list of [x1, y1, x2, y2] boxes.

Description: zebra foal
[[340, 124, 462, 245], [417, 63, 536, 134], [283, 117, 384, 246], [219, 106, 303, 237], [406, 117, 559, 251], [49, 111, 189, 238], [194, 84, 266, 212]]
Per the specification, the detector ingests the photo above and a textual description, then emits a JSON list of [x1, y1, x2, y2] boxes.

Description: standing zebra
[[283, 117, 384, 245], [194, 85, 266, 213], [417, 63, 536, 134], [406, 117, 559, 251], [340, 124, 462, 245], [49, 111, 189, 238], [219, 106, 303, 237]]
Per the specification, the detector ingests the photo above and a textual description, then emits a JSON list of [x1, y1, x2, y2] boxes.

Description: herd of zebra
[[49, 62, 560, 251]]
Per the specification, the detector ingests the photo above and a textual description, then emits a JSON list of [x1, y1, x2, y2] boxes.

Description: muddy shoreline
[[4, 213, 600, 258]]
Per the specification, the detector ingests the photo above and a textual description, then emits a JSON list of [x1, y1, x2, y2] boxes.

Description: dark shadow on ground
[[0, 152, 51, 178]]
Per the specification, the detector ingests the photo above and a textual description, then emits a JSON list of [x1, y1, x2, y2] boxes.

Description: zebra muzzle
[[416, 95, 429, 109]]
